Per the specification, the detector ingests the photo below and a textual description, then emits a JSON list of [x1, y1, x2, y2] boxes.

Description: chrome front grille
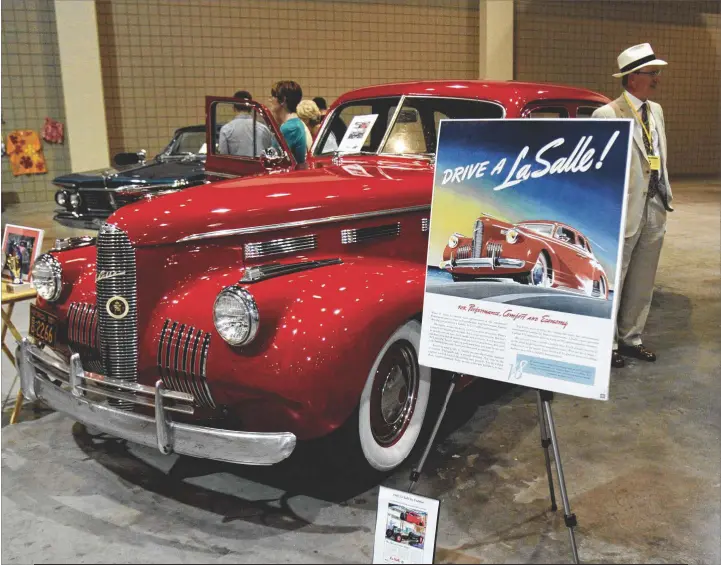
[[157, 320, 215, 408], [67, 303, 99, 351], [486, 242, 503, 257], [341, 222, 401, 244], [83, 190, 111, 211], [455, 245, 472, 260], [472, 218, 484, 258], [96, 223, 138, 409], [244, 234, 317, 259]]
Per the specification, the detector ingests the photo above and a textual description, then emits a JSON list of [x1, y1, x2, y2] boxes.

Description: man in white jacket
[[592, 43, 674, 369]]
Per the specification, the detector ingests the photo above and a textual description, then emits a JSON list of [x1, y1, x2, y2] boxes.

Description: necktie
[[640, 103, 660, 200]]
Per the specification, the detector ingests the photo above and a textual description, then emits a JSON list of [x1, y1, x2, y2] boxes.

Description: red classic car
[[20, 80, 609, 473], [440, 215, 610, 299]]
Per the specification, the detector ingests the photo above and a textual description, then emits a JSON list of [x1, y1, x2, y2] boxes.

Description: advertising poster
[[419, 119, 633, 400], [373, 486, 440, 564]]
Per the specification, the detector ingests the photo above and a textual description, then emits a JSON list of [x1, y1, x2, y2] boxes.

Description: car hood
[[109, 158, 433, 247], [52, 159, 206, 189]]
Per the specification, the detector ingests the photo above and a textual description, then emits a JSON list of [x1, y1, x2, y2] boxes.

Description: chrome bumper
[[17, 339, 296, 466], [440, 257, 526, 270]]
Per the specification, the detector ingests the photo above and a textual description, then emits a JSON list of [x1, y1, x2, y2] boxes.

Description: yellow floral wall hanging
[[6, 130, 47, 176]]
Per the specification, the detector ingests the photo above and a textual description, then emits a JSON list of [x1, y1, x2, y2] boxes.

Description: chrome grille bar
[[67, 303, 99, 352], [341, 222, 401, 244], [97, 223, 138, 410], [455, 244, 472, 260], [472, 218, 484, 258], [157, 320, 215, 408]]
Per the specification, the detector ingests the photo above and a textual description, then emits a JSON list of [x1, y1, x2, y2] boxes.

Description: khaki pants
[[614, 195, 667, 349]]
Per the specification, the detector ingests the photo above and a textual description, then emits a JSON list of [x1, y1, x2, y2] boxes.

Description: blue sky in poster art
[[433, 119, 631, 280]]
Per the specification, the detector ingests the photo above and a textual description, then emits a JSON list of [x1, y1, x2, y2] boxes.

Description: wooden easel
[[1, 281, 36, 423]]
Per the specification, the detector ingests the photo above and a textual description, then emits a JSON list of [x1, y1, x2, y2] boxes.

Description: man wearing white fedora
[[592, 43, 674, 369]]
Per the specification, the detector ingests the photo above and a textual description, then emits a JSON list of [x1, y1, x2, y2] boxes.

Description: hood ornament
[[96, 270, 126, 282]]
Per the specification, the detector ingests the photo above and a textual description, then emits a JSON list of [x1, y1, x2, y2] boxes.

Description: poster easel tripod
[[407, 374, 581, 564]]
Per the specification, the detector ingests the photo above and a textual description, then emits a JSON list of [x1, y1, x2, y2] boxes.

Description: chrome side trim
[[244, 234, 317, 259], [178, 205, 430, 243], [241, 258, 342, 283], [341, 222, 401, 244], [421, 218, 429, 232], [17, 340, 296, 466]]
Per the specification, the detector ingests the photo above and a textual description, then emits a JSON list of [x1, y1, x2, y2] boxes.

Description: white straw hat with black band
[[613, 43, 667, 78]]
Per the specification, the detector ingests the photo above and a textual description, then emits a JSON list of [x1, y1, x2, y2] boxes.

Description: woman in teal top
[[270, 80, 307, 164]]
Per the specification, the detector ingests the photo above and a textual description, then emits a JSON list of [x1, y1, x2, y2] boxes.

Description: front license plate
[[29, 304, 58, 347]]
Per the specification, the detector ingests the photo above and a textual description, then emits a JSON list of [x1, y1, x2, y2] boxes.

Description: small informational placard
[[420, 118, 633, 401], [373, 486, 440, 564], [337, 114, 378, 153]]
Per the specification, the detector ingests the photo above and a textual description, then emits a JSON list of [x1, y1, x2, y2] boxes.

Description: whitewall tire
[[357, 319, 431, 472]]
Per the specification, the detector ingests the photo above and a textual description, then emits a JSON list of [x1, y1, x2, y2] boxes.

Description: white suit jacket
[[592, 95, 673, 238]]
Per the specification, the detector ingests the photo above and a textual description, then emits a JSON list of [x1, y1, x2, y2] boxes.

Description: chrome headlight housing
[[506, 229, 519, 244], [31, 254, 63, 301], [213, 286, 259, 346], [55, 191, 67, 206], [448, 234, 459, 249], [69, 192, 82, 208]]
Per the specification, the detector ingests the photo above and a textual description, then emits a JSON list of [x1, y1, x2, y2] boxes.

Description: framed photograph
[[373, 486, 440, 564], [2, 224, 44, 284]]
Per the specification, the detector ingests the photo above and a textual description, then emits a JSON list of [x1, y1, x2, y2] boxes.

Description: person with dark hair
[[592, 43, 673, 369], [269, 80, 307, 164], [218, 90, 274, 157], [313, 96, 328, 116]]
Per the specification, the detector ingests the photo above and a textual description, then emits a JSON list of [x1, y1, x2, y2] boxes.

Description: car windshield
[[315, 96, 504, 157], [520, 222, 554, 236], [160, 130, 207, 159]]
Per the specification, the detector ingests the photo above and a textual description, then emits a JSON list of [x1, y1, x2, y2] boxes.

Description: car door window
[[576, 234, 587, 250], [211, 101, 282, 159]]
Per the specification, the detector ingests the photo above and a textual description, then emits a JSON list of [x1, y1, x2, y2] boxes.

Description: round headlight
[[506, 229, 519, 244], [32, 254, 63, 301], [448, 235, 459, 249], [55, 191, 67, 206], [69, 193, 82, 208], [213, 286, 259, 346]]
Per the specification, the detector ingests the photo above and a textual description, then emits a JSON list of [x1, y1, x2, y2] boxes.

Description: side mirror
[[113, 149, 147, 167]]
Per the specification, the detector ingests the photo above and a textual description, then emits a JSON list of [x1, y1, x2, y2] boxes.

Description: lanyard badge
[[624, 93, 661, 171]]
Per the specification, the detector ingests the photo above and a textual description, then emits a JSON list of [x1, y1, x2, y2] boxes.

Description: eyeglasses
[[634, 70, 662, 77]]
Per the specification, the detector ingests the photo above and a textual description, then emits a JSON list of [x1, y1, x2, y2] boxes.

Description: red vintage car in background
[[440, 214, 610, 299], [20, 80, 609, 473]]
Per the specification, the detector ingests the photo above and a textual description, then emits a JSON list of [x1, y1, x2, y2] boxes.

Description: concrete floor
[[1, 183, 720, 564]]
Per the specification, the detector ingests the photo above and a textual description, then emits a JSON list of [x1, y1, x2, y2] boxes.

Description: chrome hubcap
[[370, 341, 419, 447]]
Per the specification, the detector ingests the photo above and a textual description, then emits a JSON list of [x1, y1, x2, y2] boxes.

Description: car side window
[[576, 234, 587, 250], [576, 106, 600, 117], [528, 107, 570, 119], [554, 226, 576, 244]]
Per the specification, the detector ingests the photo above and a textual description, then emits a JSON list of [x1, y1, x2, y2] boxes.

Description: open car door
[[204, 96, 296, 180]]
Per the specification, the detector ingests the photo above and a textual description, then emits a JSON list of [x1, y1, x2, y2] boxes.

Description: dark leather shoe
[[611, 350, 625, 368], [619, 344, 656, 362]]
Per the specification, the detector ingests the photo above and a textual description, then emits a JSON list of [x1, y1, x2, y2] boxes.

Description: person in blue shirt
[[269, 80, 307, 165]]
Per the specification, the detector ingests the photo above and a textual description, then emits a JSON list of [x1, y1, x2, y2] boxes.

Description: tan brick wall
[[96, 0, 480, 158], [1, 0, 71, 206], [515, 0, 721, 177]]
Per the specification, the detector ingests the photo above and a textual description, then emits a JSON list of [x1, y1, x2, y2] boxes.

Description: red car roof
[[333, 80, 609, 112]]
